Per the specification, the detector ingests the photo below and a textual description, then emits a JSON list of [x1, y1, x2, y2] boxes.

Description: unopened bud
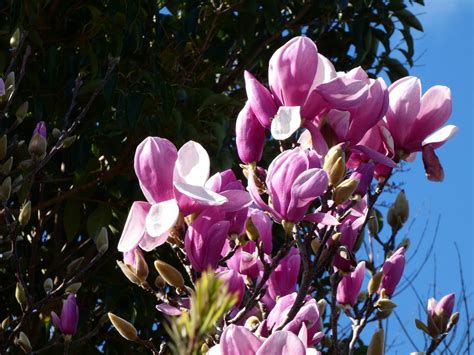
[[368, 272, 383, 295], [62, 135, 77, 148], [329, 156, 346, 186], [376, 298, 397, 312], [323, 144, 345, 173], [449, 312, 460, 326], [108, 313, 138, 341], [367, 328, 384, 355], [332, 179, 358, 205], [52, 128, 62, 139], [117, 261, 142, 285], [16, 101, 28, 122], [15, 282, 27, 310], [134, 249, 149, 282], [154, 260, 185, 289], [317, 299, 327, 317], [65, 282, 82, 294], [0, 157, 13, 175], [0, 135, 7, 160], [1, 316, 10, 330], [15, 331, 32, 353], [10, 28, 21, 49], [28, 134, 47, 160], [0, 176, 11, 201], [368, 209, 379, 236], [154, 275, 166, 289], [311, 239, 321, 254], [388, 191, 409, 231], [67, 257, 84, 275], [282, 220, 295, 236], [43, 278, 53, 294], [331, 232, 342, 243], [245, 217, 260, 242], [94, 227, 109, 254], [244, 316, 260, 331], [19, 201, 31, 226]]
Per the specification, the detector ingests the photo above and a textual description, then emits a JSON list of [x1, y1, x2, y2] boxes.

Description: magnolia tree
[[108, 37, 460, 354]]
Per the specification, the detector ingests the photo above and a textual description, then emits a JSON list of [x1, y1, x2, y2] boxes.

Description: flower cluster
[[115, 36, 458, 353]]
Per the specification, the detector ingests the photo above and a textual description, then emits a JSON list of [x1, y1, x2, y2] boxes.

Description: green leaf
[[87, 206, 112, 239], [396, 9, 424, 32], [64, 201, 82, 241]]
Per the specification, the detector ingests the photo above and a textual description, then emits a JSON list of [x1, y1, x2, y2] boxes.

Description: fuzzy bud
[[10, 28, 21, 49], [15, 331, 32, 353], [0, 177, 11, 201], [16, 101, 28, 122], [323, 144, 345, 173], [328, 156, 346, 186], [368, 272, 383, 295], [367, 328, 384, 355], [245, 217, 260, 242], [0, 157, 13, 175], [15, 282, 27, 310], [67, 257, 84, 275], [375, 298, 397, 312], [134, 249, 149, 282], [117, 261, 142, 285], [43, 278, 53, 294], [19, 201, 31, 226], [154, 260, 185, 289], [108, 313, 138, 341], [94, 227, 109, 254], [65, 282, 82, 294], [333, 179, 359, 205]]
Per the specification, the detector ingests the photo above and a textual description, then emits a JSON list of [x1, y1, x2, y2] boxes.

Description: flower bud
[[282, 220, 295, 236], [65, 282, 82, 294], [1, 316, 10, 330], [154, 260, 185, 289], [375, 298, 397, 312], [62, 135, 77, 148], [154, 275, 166, 289], [15, 331, 32, 353], [388, 191, 409, 231], [415, 319, 431, 336], [0, 135, 7, 160], [332, 179, 359, 205], [328, 156, 346, 186], [67, 257, 84, 275], [244, 316, 260, 331], [117, 261, 142, 285], [368, 271, 383, 295], [15, 282, 27, 310], [323, 144, 345, 173], [94, 227, 109, 254], [134, 249, 149, 282], [367, 328, 384, 355], [368, 209, 379, 236], [10, 28, 21, 49], [19, 201, 31, 226], [0, 177, 11, 201], [51, 294, 79, 336], [245, 217, 260, 242], [28, 122, 47, 159], [0, 157, 13, 175], [311, 238, 321, 254], [16, 101, 28, 122], [236, 103, 265, 164], [108, 313, 138, 341], [43, 278, 53, 294]]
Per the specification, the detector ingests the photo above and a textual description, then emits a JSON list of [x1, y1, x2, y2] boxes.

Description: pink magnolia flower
[[427, 293, 455, 334], [379, 247, 405, 297], [209, 325, 319, 355], [32, 121, 47, 138], [245, 36, 368, 142], [236, 104, 266, 164], [265, 293, 322, 346], [337, 261, 366, 307], [184, 209, 230, 272], [217, 269, 246, 307], [383, 77, 458, 181], [267, 248, 301, 302], [248, 147, 329, 223], [51, 294, 79, 336]]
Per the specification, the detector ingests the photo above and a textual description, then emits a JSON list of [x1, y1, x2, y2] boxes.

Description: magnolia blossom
[[337, 261, 365, 307], [379, 247, 405, 297], [245, 36, 368, 142], [236, 103, 266, 164], [51, 294, 79, 336], [427, 293, 455, 334], [209, 325, 320, 355], [384, 77, 458, 181]]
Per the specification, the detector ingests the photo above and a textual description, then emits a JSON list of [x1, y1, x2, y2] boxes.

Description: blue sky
[[381, 0, 474, 352]]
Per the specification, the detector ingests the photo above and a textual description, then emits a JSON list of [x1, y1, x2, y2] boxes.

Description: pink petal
[[117, 201, 150, 252], [145, 199, 179, 237], [173, 141, 210, 186], [316, 76, 368, 109], [219, 190, 252, 212], [245, 71, 277, 128], [351, 145, 397, 168], [422, 125, 458, 149], [156, 303, 182, 316], [422, 145, 444, 182], [289, 168, 328, 209], [271, 106, 302, 140], [327, 109, 350, 141], [304, 212, 339, 226], [256, 331, 306, 355], [174, 183, 228, 205], [220, 325, 262, 355]]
